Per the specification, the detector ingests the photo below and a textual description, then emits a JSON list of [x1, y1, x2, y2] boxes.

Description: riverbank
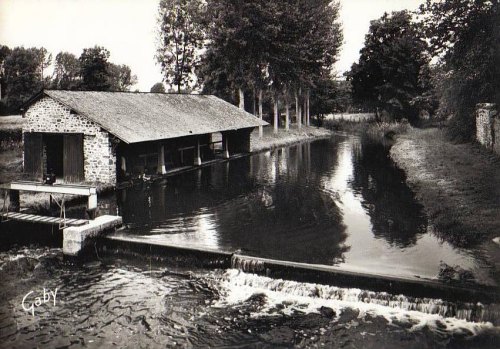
[[390, 128, 500, 281], [251, 125, 332, 152]]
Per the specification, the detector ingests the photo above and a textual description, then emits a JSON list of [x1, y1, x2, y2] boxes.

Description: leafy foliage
[[0, 45, 12, 106], [52, 52, 80, 90], [107, 63, 137, 92], [198, 0, 342, 120], [3, 47, 45, 112], [150, 82, 166, 93], [309, 77, 337, 125], [198, 0, 275, 100], [79, 46, 111, 91], [0, 44, 137, 114], [347, 11, 430, 123], [157, 0, 204, 93], [420, 0, 499, 141]]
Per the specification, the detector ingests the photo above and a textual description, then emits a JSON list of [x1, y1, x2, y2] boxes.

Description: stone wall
[[24, 97, 116, 185], [476, 103, 500, 155]]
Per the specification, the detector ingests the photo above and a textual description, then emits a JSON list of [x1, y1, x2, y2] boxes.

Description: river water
[[1, 134, 499, 348], [116, 134, 495, 284]]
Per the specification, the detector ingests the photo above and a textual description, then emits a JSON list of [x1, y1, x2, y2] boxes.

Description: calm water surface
[[116, 134, 494, 284]]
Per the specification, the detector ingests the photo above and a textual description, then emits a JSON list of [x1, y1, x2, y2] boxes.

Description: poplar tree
[[156, 0, 204, 93], [197, 0, 342, 132]]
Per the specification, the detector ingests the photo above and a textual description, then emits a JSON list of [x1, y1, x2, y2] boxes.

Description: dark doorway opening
[[44, 134, 64, 177]]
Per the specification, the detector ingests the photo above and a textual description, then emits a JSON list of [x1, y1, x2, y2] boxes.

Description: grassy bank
[[390, 128, 500, 263], [251, 125, 332, 152], [323, 118, 411, 142]]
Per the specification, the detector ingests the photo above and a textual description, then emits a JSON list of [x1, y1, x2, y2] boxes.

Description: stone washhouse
[[22, 90, 267, 186]]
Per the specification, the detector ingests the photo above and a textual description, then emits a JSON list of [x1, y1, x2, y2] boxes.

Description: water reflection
[[350, 138, 428, 248], [118, 141, 349, 264], [115, 135, 493, 283]]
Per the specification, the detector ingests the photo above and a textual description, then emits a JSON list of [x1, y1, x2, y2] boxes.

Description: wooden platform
[[1, 212, 88, 227]]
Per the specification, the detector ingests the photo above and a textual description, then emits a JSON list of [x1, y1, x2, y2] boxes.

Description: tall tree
[[0, 45, 11, 101], [157, 0, 204, 93], [295, 0, 342, 126], [107, 63, 137, 91], [52, 51, 80, 90], [197, 0, 341, 134], [3, 47, 44, 112], [79, 46, 111, 91], [200, 0, 274, 108], [348, 11, 430, 123], [420, 0, 499, 141], [35, 47, 52, 86]]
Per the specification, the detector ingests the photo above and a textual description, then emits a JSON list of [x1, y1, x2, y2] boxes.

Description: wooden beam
[[2, 181, 96, 196]]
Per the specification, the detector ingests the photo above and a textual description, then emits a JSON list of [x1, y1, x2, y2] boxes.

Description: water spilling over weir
[[228, 255, 500, 325]]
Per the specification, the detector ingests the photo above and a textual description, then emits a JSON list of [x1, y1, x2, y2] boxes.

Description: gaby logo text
[[22, 288, 58, 316]]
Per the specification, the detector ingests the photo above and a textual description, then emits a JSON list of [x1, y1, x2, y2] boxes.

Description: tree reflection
[[117, 140, 349, 265], [350, 137, 428, 248]]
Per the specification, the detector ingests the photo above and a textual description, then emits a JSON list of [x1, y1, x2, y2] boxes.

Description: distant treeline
[[0, 45, 137, 115]]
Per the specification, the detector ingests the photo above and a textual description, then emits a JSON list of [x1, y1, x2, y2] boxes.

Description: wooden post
[[222, 134, 230, 159], [158, 145, 166, 174], [194, 138, 202, 165], [121, 156, 127, 174], [258, 89, 263, 138], [8, 190, 20, 212], [87, 193, 97, 220]]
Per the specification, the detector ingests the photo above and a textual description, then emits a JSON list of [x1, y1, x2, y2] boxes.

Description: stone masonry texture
[[23, 97, 116, 185], [476, 103, 499, 155]]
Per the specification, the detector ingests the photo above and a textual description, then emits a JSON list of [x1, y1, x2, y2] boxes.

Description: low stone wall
[[476, 103, 499, 154]]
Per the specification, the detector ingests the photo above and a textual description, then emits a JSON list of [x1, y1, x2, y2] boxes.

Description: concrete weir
[[99, 235, 500, 304], [63, 215, 122, 256]]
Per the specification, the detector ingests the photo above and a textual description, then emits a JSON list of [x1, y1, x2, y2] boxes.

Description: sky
[[0, 0, 423, 91]]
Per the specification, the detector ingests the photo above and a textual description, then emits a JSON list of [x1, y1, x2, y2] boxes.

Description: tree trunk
[[284, 91, 290, 131], [305, 90, 311, 126], [303, 94, 307, 127], [273, 94, 279, 134], [258, 89, 263, 138], [239, 88, 245, 110], [295, 89, 301, 129], [253, 89, 256, 115]]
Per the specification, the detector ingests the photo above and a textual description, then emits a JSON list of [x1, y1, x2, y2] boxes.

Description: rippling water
[[0, 247, 499, 348]]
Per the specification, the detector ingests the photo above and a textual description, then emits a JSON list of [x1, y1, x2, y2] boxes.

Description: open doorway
[[44, 134, 64, 177]]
